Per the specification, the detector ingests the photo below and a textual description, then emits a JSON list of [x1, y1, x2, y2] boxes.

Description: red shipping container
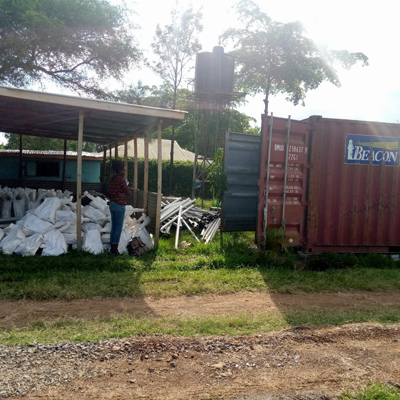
[[258, 115, 400, 252]]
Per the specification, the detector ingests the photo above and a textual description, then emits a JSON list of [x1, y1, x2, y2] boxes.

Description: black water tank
[[194, 46, 235, 94]]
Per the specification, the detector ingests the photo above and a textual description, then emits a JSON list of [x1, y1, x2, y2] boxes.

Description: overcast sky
[[1, 0, 398, 144], [130, 0, 399, 124]]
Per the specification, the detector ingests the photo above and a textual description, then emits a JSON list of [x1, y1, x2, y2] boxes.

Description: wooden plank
[[76, 110, 84, 251], [124, 139, 128, 180], [154, 120, 163, 248], [18, 134, 22, 185], [109, 146, 112, 181], [115, 141, 118, 160], [143, 131, 149, 213], [133, 135, 138, 207], [62, 139, 67, 190], [102, 146, 106, 183]]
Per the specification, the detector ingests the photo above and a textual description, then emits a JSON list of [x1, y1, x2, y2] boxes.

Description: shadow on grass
[[0, 249, 158, 301]]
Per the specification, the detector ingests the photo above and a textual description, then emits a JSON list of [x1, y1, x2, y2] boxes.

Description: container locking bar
[[264, 113, 274, 238], [282, 115, 291, 230]]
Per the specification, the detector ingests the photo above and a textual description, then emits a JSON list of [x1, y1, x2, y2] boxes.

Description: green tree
[[151, 3, 203, 194], [116, 83, 258, 155], [207, 148, 227, 205], [4, 134, 101, 152], [116, 81, 190, 109], [220, 0, 369, 113], [0, 0, 140, 97]]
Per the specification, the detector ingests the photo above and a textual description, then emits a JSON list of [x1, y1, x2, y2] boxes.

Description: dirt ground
[[1, 292, 400, 400], [2, 291, 400, 329]]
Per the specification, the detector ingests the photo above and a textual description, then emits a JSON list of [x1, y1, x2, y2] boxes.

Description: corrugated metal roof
[[0, 86, 186, 146], [106, 139, 196, 162]]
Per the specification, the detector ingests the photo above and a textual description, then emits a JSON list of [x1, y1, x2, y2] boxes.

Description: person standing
[[109, 160, 131, 255]]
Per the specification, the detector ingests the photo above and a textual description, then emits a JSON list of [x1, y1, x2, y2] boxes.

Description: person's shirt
[[109, 174, 131, 205]]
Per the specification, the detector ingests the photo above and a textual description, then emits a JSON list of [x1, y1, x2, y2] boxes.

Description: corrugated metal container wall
[[306, 116, 400, 252], [222, 132, 260, 232], [257, 116, 309, 245]]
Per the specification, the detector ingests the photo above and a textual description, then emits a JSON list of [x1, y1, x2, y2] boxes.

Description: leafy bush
[[304, 252, 400, 271], [102, 158, 212, 198]]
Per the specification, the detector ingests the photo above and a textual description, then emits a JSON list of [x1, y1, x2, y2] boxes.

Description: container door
[[306, 116, 400, 252], [257, 116, 310, 245], [222, 132, 260, 232]]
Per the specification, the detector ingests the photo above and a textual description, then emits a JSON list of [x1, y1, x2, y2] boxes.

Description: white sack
[[22, 214, 54, 236], [62, 232, 77, 245], [1, 200, 12, 219], [82, 222, 101, 233], [54, 220, 71, 233], [55, 210, 76, 222], [101, 233, 110, 244], [125, 206, 144, 216], [4, 223, 16, 234], [62, 222, 77, 234], [100, 222, 111, 233], [124, 216, 140, 236], [117, 229, 131, 254], [63, 190, 73, 198], [81, 205, 107, 225], [35, 197, 62, 223], [42, 230, 67, 256], [24, 188, 37, 201], [134, 227, 154, 250], [12, 186, 26, 218], [0, 228, 4, 242], [15, 233, 44, 256], [0, 228, 25, 254], [37, 189, 49, 202], [84, 192, 108, 212], [82, 229, 103, 254]]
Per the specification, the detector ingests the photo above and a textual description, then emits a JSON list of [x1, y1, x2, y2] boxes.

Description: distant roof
[[106, 138, 196, 162], [0, 149, 102, 160], [0, 86, 186, 146]]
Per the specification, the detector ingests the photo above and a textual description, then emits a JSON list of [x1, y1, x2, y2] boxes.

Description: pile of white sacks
[[0, 187, 153, 256]]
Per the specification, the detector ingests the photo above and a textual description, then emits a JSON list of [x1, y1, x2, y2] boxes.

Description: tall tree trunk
[[264, 77, 271, 115]]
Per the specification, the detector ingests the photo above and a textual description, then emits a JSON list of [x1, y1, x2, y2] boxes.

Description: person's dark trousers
[[109, 201, 125, 251]]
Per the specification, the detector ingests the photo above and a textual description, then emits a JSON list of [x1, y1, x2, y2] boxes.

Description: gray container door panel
[[222, 132, 260, 232]]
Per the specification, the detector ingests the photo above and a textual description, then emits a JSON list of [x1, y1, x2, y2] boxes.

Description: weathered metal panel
[[306, 116, 400, 252], [126, 189, 157, 234], [257, 116, 310, 245], [222, 132, 260, 232]]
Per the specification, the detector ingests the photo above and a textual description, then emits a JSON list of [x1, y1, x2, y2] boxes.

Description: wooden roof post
[[154, 120, 163, 248], [76, 110, 84, 251], [62, 139, 67, 191], [102, 146, 107, 184], [124, 138, 128, 181], [109, 145, 112, 182], [133, 135, 138, 208], [18, 134, 22, 186], [143, 130, 149, 214], [115, 142, 118, 160]]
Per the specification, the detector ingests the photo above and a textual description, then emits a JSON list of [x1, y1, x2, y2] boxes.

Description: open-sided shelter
[[0, 86, 186, 248]]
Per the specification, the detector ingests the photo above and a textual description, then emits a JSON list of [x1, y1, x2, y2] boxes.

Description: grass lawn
[[1, 231, 400, 301], [1, 231, 400, 344]]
